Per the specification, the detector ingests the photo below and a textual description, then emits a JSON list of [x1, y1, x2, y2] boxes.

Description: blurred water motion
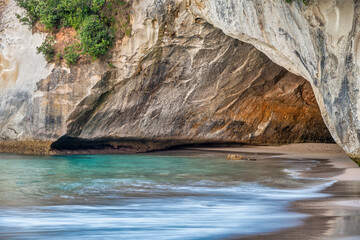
[[0, 152, 332, 239]]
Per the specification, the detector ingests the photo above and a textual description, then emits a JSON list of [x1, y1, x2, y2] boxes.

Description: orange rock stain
[[0, 54, 19, 89]]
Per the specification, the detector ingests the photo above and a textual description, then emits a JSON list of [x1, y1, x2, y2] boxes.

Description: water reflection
[[324, 181, 360, 239]]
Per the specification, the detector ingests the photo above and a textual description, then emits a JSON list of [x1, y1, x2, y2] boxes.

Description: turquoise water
[[0, 150, 333, 239]]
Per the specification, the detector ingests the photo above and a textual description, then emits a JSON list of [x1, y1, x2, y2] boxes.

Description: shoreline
[[0, 143, 358, 238], [186, 143, 360, 180], [184, 143, 360, 239]]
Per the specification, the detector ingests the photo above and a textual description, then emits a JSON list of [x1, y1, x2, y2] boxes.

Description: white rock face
[[190, 0, 360, 157], [0, 0, 358, 157], [0, 0, 107, 141], [0, 0, 51, 139]]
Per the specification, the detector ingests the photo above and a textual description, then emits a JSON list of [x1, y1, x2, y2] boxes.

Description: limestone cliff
[[190, 0, 360, 160], [0, 0, 336, 154]]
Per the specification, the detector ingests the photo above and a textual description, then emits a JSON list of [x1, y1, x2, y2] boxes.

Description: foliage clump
[[64, 44, 81, 66], [80, 15, 114, 58], [15, 0, 106, 30], [285, 0, 311, 5], [36, 36, 55, 61], [15, 0, 130, 65]]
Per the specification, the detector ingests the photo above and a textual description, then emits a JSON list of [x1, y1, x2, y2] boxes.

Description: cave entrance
[[51, 21, 334, 153]]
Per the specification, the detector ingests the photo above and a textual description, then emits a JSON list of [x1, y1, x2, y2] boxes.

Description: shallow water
[[0, 151, 333, 239]]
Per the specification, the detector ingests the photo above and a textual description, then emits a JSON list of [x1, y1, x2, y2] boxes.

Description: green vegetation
[[108, 62, 115, 68], [285, 0, 311, 5], [15, 0, 107, 30], [36, 36, 55, 61], [64, 44, 80, 66], [80, 16, 113, 58], [15, 0, 131, 65], [55, 52, 63, 62]]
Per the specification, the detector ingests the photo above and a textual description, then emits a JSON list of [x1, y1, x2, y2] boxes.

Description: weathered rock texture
[[0, 0, 336, 154], [0, 0, 107, 145], [190, 0, 360, 159], [63, 22, 331, 147]]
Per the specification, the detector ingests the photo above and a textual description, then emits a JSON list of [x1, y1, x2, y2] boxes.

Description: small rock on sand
[[227, 154, 256, 161]]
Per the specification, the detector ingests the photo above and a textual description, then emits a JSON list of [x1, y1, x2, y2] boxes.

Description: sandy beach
[[188, 143, 359, 178], [185, 143, 360, 239]]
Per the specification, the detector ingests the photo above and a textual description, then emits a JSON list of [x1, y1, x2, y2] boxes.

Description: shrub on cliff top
[[64, 44, 80, 66], [80, 16, 114, 58], [15, 0, 107, 29], [15, 0, 117, 62]]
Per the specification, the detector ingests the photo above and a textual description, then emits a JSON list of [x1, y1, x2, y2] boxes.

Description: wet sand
[[186, 143, 360, 239]]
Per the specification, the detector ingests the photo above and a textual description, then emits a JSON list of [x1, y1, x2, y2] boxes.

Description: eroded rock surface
[[190, 0, 360, 158], [0, 0, 334, 154], [63, 21, 331, 148]]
